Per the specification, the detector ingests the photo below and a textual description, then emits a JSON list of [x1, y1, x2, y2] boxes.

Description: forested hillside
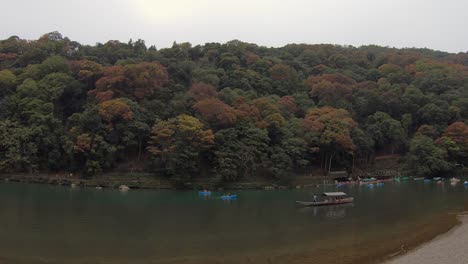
[[0, 32, 467, 184]]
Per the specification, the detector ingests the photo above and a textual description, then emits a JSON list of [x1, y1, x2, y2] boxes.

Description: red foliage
[[0, 53, 17, 61], [92, 62, 168, 100], [127, 62, 169, 99], [303, 107, 357, 151], [193, 98, 237, 126], [70, 60, 104, 83], [189, 82, 217, 101], [306, 73, 356, 102], [442, 122, 468, 147], [234, 101, 262, 123], [278, 96, 298, 115], [270, 64, 294, 81], [95, 90, 115, 103], [245, 52, 260, 65]]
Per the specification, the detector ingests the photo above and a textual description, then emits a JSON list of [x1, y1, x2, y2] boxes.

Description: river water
[[0, 180, 467, 264]]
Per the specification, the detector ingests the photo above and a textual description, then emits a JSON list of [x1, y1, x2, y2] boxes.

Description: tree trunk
[[328, 152, 335, 175]]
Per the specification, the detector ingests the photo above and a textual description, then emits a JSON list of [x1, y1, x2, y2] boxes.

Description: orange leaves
[[189, 82, 218, 101], [278, 96, 298, 115], [245, 52, 260, 65], [95, 90, 115, 103], [193, 98, 237, 127], [127, 62, 169, 99], [234, 101, 262, 124], [98, 98, 133, 123], [303, 107, 357, 151], [0, 53, 17, 61], [94, 65, 127, 94], [306, 73, 355, 102], [74, 133, 92, 153], [270, 64, 294, 81], [442, 122, 468, 148], [91, 61, 168, 100], [148, 115, 214, 157], [70, 59, 104, 82], [306, 73, 356, 86]]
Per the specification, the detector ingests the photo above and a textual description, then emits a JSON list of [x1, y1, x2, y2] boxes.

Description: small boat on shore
[[414, 177, 424, 181], [296, 192, 354, 207], [450, 178, 461, 183]]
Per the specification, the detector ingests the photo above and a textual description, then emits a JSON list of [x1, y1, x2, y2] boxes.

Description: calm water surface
[[0, 180, 467, 264]]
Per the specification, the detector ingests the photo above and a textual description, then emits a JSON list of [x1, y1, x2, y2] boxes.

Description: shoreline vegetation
[[0, 170, 399, 190]]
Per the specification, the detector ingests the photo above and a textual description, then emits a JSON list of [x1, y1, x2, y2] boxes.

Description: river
[[0, 180, 467, 264]]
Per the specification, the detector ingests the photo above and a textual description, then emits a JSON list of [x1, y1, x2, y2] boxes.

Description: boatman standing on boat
[[313, 195, 317, 202]]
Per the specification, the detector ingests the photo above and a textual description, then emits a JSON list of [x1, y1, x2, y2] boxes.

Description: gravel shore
[[386, 214, 468, 264]]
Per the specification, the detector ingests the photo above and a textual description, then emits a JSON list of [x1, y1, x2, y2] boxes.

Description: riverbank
[[0, 173, 174, 189], [4, 171, 396, 190], [384, 213, 468, 264], [0, 173, 335, 190]]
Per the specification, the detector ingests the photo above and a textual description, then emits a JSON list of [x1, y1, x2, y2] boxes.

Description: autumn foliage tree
[[98, 98, 134, 123], [147, 114, 214, 183], [193, 98, 237, 127], [303, 107, 357, 174], [306, 73, 356, 107], [188, 82, 218, 101], [91, 61, 168, 101]]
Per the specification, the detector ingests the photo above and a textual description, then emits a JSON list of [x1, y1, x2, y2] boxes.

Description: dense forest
[[0, 32, 467, 184]]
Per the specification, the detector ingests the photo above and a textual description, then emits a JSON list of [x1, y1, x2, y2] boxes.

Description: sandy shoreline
[[385, 213, 468, 264]]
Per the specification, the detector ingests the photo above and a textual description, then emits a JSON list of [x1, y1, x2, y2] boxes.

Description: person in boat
[[313, 195, 317, 202]]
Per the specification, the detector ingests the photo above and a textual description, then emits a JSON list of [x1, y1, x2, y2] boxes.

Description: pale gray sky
[[1, 0, 467, 53]]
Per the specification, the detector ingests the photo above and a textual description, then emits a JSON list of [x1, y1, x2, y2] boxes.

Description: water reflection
[[298, 203, 354, 219]]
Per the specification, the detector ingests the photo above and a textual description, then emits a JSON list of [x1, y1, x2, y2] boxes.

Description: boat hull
[[296, 197, 354, 207]]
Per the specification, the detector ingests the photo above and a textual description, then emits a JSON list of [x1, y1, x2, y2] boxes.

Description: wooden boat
[[296, 192, 354, 207]]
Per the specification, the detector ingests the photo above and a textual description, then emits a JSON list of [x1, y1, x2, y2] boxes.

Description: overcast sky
[[1, 0, 467, 53]]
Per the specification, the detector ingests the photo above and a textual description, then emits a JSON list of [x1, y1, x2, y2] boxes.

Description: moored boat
[[220, 194, 237, 200], [199, 190, 212, 196], [296, 192, 354, 207]]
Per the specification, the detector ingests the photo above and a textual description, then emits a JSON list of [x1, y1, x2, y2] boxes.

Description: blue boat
[[220, 194, 237, 200], [464, 181, 468, 186], [424, 179, 432, 183], [376, 183, 385, 187], [198, 191, 212, 196]]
